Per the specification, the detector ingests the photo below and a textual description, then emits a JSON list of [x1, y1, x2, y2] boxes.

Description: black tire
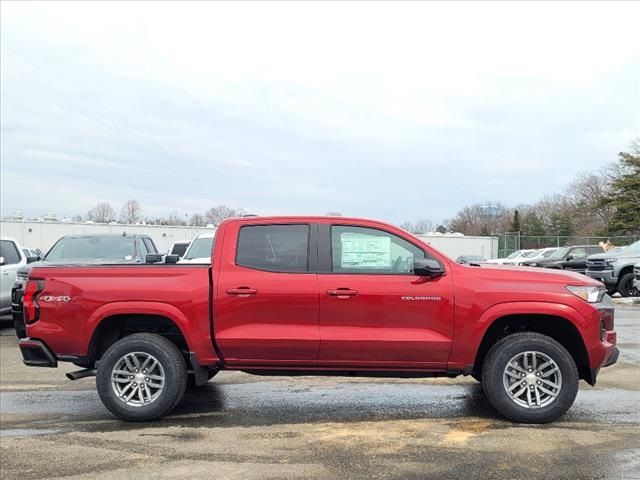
[[618, 272, 640, 297], [96, 333, 187, 421], [471, 373, 482, 383], [481, 332, 578, 424], [606, 286, 617, 297]]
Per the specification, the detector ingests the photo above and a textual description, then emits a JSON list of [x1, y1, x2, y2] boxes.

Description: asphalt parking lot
[[1, 306, 639, 480]]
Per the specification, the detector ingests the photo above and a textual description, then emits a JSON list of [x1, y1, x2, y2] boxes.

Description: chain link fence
[[498, 233, 639, 258]]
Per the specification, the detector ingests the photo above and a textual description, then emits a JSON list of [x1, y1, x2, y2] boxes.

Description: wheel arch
[[84, 302, 196, 365], [473, 312, 593, 384]]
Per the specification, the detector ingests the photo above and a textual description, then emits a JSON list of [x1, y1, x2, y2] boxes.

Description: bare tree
[[414, 219, 434, 234], [449, 202, 510, 235], [88, 202, 115, 223], [326, 211, 342, 216], [399, 221, 414, 232], [205, 205, 244, 226], [71, 214, 84, 222], [119, 200, 142, 224], [167, 211, 186, 226]]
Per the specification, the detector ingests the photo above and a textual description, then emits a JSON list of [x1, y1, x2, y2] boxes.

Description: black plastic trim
[[19, 338, 58, 368]]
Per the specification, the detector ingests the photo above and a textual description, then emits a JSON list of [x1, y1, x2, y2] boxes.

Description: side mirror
[[0, 256, 5, 266], [165, 254, 179, 264], [413, 258, 445, 278], [26, 256, 39, 264], [145, 253, 163, 263], [566, 255, 574, 261]]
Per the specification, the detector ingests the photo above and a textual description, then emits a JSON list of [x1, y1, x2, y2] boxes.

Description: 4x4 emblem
[[39, 295, 71, 302]]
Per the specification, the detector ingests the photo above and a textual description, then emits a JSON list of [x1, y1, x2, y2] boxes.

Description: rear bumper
[[18, 338, 58, 368]]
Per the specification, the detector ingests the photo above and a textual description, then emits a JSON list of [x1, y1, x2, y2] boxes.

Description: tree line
[[78, 201, 247, 227], [442, 139, 639, 237]]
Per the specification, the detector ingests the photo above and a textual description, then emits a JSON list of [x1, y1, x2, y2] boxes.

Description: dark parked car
[[11, 233, 158, 336], [520, 245, 604, 274], [456, 255, 486, 264]]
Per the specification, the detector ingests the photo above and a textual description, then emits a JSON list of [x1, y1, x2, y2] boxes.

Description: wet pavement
[[1, 306, 639, 479]]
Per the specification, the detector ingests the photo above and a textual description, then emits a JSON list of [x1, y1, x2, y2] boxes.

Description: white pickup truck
[[0, 237, 27, 315]]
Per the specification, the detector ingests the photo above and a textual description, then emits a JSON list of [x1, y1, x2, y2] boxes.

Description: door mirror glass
[[413, 258, 445, 277], [566, 255, 574, 261], [26, 256, 39, 264]]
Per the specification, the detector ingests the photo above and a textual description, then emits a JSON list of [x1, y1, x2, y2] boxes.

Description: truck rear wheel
[[96, 333, 187, 421], [481, 332, 578, 424]]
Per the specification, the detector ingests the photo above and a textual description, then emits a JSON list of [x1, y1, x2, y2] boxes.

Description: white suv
[[0, 237, 27, 315]]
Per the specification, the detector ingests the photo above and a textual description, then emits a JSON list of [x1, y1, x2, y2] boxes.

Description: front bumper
[[585, 269, 616, 286], [18, 338, 58, 367]]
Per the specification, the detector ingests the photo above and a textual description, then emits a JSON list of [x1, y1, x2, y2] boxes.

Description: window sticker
[[340, 233, 391, 268]]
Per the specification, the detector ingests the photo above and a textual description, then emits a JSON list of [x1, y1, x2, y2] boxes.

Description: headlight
[[566, 285, 606, 303]]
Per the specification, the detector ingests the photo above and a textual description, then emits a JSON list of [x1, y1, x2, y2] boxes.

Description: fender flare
[[449, 301, 588, 370], [83, 301, 196, 354]]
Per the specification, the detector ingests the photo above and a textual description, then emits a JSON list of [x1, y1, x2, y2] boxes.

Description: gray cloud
[[1, 2, 638, 225]]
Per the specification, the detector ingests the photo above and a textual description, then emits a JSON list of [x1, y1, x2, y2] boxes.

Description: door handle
[[226, 287, 258, 295], [326, 288, 358, 297]]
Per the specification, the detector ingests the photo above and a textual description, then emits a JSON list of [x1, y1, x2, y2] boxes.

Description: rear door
[[316, 222, 455, 368], [214, 221, 320, 364]]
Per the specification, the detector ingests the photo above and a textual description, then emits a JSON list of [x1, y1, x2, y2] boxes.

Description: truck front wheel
[[96, 333, 187, 421], [618, 272, 640, 298], [481, 332, 578, 423]]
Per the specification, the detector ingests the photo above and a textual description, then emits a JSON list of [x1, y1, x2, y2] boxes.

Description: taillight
[[23, 279, 44, 324]]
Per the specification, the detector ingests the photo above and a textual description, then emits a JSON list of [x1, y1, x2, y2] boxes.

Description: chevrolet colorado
[[16, 216, 618, 423]]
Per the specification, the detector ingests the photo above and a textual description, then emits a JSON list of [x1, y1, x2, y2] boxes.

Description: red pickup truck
[[17, 216, 618, 423]]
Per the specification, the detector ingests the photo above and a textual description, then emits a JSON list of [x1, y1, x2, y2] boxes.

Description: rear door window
[[236, 225, 309, 273]]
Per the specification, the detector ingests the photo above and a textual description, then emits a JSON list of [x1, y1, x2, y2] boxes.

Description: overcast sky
[[1, 1, 639, 225]]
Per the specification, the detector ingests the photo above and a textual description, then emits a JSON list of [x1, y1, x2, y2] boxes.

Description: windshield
[[550, 247, 569, 259], [624, 241, 640, 254], [521, 251, 537, 258], [183, 237, 213, 260], [45, 236, 136, 262], [506, 250, 522, 259]]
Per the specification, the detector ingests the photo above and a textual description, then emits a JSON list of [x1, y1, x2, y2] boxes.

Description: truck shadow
[[158, 380, 503, 429]]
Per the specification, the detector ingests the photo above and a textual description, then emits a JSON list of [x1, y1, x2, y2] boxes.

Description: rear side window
[[0, 240, 21, 265], [236, 225, 309, 272]]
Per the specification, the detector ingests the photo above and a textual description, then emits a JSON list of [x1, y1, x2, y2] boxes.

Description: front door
[[316, 223, 454, 369], [215, 222, 320, 365], [563, 247, 588, 273]]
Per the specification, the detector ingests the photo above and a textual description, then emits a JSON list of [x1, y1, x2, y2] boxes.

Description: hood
[[522, 258, 562, 266], [475, 263, 602, 286]]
